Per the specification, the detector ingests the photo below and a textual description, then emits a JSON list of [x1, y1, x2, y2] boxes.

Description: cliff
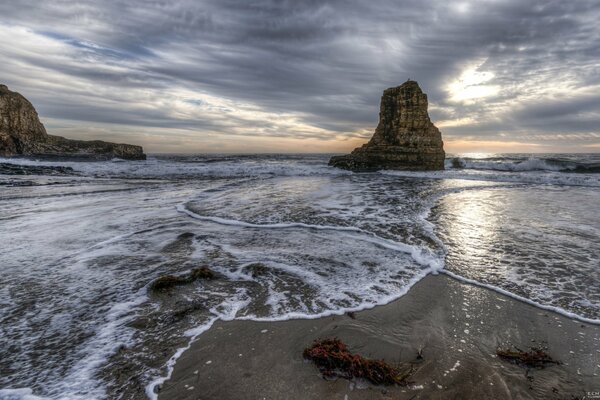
[[0, 84, 146, 160], [329, 80, 444, 171]]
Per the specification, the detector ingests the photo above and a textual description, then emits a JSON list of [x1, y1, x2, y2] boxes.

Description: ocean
[[0, 153, 599, 399]]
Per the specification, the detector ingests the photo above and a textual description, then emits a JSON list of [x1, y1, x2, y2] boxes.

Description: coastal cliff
[[0, 84, 146, 160], [329, 80, 444, 171]]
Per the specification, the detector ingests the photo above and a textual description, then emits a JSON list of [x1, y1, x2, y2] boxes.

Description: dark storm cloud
[[0, 0, 598, 151]]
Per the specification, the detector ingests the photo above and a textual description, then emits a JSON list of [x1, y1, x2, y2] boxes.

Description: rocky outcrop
[[329, 80, 444, 171], [0, 84, 146, 160]]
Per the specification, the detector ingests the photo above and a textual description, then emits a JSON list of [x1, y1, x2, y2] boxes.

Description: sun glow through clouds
[[452, 2, 471, 14], [447, 59, 500, 103]]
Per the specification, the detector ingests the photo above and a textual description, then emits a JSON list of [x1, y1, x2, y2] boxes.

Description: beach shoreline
[[155, 274, 600, 400]]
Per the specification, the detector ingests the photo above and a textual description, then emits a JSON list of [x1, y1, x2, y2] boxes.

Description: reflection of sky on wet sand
[[432, 184, 600, 319]]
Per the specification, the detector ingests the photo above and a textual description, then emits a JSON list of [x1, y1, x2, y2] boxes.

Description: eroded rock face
[[329, 80, 444, 171], [0, 84, 146, 160]]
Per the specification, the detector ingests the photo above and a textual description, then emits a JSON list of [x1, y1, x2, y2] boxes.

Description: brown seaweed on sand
[[150, 266, 215, 291], [496, 347, 560, 368], [303, 338, 412, 385]]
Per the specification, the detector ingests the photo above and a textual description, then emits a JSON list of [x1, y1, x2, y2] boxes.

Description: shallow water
[[0, 153, 598, 399]]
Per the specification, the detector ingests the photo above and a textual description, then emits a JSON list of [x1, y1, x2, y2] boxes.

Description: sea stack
[[0, 84, 146, 160], [329, 80, 444, 171]]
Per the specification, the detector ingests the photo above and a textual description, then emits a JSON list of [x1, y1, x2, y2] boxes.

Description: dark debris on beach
[[149, 266, 216, 292], [496, 346, 560, 368], [303, 338, 413, 386]]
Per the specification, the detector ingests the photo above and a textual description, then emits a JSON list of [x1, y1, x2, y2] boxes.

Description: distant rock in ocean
[[0, 84, 146, 160], [329, 80, 444, 171]]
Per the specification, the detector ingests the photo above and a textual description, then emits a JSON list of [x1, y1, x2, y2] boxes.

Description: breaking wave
[[447, 154, 600, 173]]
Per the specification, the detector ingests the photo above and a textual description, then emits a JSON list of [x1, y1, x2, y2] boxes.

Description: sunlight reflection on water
[[433, 185, 600, 319]]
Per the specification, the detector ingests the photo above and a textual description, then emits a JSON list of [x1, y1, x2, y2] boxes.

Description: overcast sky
[[1, 0, 599, 153]]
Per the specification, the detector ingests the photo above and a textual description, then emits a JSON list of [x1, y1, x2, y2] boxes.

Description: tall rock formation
[[329, 80, 444, 171], [0, 84, 146, 160]]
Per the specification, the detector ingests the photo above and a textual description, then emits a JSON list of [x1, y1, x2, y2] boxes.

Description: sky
[[1, 0, 599, 154]]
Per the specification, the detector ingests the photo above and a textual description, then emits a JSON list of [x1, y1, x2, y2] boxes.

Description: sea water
[[0, 153, 598, 398]]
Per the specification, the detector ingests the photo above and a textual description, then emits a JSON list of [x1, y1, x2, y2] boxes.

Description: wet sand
[[156, 274, 600, 399]]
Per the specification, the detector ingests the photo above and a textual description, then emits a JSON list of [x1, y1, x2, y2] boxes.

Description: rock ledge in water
[[0, 84, 146, 160], [329, 80, 444, 171]]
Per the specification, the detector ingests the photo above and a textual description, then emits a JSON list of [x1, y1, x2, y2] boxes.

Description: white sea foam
[[177, 204, 443, 270], [176, 204, 363, 232], [0, 388, 47, 400], [57, 293, 149, 399]]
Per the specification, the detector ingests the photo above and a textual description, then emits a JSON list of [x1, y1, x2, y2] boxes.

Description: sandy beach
[[156, 274, 600, 400]]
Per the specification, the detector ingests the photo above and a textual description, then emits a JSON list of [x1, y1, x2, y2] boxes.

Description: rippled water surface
[[0, 153, 598, 399]]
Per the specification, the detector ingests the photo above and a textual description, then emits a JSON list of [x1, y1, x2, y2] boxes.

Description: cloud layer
[[1, 0, 598, 153]]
